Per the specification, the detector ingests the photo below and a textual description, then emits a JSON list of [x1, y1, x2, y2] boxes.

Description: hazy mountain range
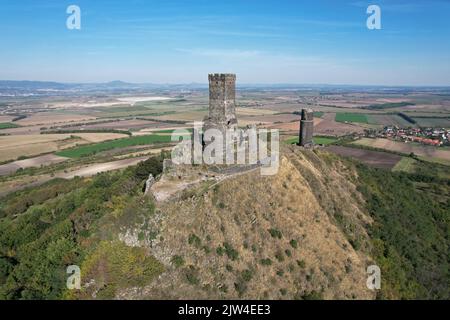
[[1, 80, 450, 98]]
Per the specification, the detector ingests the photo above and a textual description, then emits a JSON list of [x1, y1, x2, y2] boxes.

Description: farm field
[[366, 114, 414, 127], [392, 157, 417, 173], [56, 134, 173, 158], [62, 119, 158, 131], [0, 156, 150, 197], [326, 145, 403, 169], [15, 113, 97, 126], [412, 117, 450, 128], [151, 110, 207, 122], [1, 86, 450, 192], [353, 138, 450, 164], [0, 122, 20, 129], [0, 154, 68, 176], [284, 136, 338, 145], [335, 113, 369, 124], [0, 133, 127, 162], [314, 113, 365, 136]]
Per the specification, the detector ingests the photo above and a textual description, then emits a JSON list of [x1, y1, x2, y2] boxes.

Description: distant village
[[364, 126, 450, 147]]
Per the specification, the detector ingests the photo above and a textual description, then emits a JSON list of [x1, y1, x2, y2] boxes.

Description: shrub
[[241, 269, 253, 282], [260, 258, 272, 266], [289, 239, 298, 249], [296, 260, 306, 268], [188, 234, 201, 248], [268, 228, 282, 239], [216, 246, 224, 256], [171, 255, 185, 268], [185, 266, 200, 285], [223, 242, 239, 261], [275, 251, 285, 262]]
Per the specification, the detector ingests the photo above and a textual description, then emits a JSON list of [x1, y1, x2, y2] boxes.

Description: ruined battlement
[[301, 108, 314, 121], [208, 73, 236, 82]]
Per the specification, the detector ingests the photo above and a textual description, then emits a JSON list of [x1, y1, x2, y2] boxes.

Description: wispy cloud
[[175, 48, 262, 59], [350, 0, 450, 12], [175, 48, 340, 68]]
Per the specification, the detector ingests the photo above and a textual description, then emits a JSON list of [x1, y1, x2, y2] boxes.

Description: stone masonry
[[203, 73, 238, 134]]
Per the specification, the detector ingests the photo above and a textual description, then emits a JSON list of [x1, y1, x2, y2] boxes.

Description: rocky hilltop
[[115, 146, 376, 299]]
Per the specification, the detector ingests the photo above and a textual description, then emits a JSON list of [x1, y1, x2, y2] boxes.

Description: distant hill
[[1, 80, 449, 93], [0, 80, 72, 90]]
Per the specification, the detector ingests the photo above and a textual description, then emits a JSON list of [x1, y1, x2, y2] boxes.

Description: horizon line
[[1, 79, 450, 88]]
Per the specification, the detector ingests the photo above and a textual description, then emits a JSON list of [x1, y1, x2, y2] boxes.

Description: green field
[[362, 101, 414, 110], [56, 134, 173, 158], [285, 136, 337, 145], [335, 113, 369, 124], [313, 112, 324, 118], [392, 157, 417, 173], [314, 136, 338, 145], [0, 122, 20, 130]]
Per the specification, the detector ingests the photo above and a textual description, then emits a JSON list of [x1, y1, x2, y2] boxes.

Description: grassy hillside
[[0, 153, 168, 299]]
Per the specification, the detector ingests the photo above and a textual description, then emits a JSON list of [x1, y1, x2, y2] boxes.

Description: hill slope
[[1, 147, 448, 299], [115, 147, 376, 299]]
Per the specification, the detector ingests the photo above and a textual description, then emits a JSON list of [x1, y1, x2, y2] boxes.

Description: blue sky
[[1, 0, 450, 85]]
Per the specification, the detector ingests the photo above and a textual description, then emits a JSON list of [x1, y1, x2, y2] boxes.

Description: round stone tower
[[299, 108, 314, 147]]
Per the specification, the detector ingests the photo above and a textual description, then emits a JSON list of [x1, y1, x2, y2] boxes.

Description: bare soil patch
[[327, 145, 402, 169]]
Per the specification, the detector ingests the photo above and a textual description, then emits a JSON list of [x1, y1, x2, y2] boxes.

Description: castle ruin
[[298, 108, 314, 147], [203, 73, 238, 134]]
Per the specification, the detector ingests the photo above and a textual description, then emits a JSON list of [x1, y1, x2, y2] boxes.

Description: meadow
[[0, 123, 20, 130], [285, 136, 338, 145], [335, 113, 369, 124]]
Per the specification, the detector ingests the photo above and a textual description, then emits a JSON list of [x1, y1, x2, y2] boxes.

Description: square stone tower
[[298, 108, 314, 147], [204, 73, 238, 131]]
